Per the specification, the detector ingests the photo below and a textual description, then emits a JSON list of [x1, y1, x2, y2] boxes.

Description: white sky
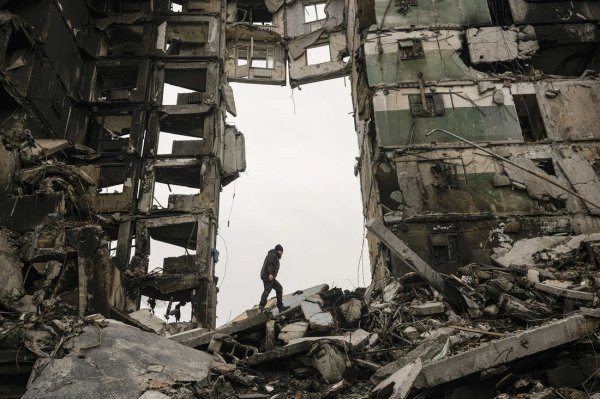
[[151, 77, 370, 326]]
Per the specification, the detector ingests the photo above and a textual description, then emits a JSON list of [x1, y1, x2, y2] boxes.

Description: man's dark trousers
[[259, 277, 283, 308]]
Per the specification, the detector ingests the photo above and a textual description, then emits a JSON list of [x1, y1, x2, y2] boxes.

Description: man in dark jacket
[[259, 244, 289, 312]]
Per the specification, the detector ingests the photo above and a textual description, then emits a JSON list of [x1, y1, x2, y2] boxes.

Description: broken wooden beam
[[365, 218, 467, 310], [413, 313, 600, 389]]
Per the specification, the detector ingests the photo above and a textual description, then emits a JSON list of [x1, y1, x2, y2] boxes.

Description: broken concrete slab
[[169, 310, 269, 348], [304, 341, 347, 384], [128, 308, 166, 335], [493, 236, 570, 268], [534, 283, 594, 301], [23, 320, 213, 398], [494, 234, 600, 268], [413, 313, 600, 389], [344, 329, 370, 351], [269, 284, 329, 317], [409, 302, 444, 316], [372, 359, 422, 399], [278, 321, 308, 344], [138, 391, 171, 399], [31, 139, 69, 160], [245, 334, 362, 367], [301, 300, 335, 331]]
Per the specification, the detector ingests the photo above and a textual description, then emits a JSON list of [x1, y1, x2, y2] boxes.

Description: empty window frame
[[398, 39, 425, 60], [94, 65, 139, 101], [162, 67, 208, 105], [429, 233, 460, 263], [513, 94, 547, 142], [158, 22, 209, 54], [104, 25, 144, 56], [304, 2, 327, 22], [306, 44, 330, 65], [171, 1, 183, 11], [409, 94, 445, 117], [237, 46, 275, 69]]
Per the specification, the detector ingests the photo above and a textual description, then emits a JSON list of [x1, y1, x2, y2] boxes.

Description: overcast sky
[[152, 77, 370, 326]]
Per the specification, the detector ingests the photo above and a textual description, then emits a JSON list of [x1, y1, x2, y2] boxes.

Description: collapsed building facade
[[348, 0, 600, 282], [2, 0, 600, 397]]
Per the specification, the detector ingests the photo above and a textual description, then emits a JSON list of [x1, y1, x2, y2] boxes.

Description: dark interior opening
[[375, 163, 400, 212], [514, 94, 547, 142], [486, 0, 513, 25], [235, 0, 273, 23], [165, 68, 208, 92], [429, 233, 460, 264], [535, 159, 556, 176], [94, 65, 139, 101], [0, 86, 20, 128], [87, 0, 146, 12], [105, 25, 144, 55]]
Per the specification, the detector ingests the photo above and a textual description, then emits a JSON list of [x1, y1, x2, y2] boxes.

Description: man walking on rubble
[[258, 244, 290, 312]]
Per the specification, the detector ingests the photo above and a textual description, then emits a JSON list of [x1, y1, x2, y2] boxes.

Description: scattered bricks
[[338, 298, 362, 325], [409, 302, 444, 316]]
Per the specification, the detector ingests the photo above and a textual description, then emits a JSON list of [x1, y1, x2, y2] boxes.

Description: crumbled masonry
[[2, 0, 600, 397]]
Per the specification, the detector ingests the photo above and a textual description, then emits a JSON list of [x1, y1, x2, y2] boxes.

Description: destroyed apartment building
[[2, 0, 600, 398]]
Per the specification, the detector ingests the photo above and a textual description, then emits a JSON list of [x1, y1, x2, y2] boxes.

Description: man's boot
[[277, 305, 290, 312]]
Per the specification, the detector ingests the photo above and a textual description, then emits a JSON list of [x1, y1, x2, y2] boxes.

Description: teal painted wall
[[374, 106, 523, 146], [366, 51, 474, 85]]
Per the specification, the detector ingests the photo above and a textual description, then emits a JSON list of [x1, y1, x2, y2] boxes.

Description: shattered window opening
[[513, 94, 547, 142], [100, 183, 125, 194], [409, 94, 445, 117], [398, 39, 425, 60], [93, 65, 139, 101], [153, 182, 199, 209], [429, 233, 460, 263], [304, 3, 327, 23], [306, 44, 331, 65], [171, 2, 183, 12]]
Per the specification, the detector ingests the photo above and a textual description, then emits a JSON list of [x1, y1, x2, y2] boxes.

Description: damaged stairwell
[[2, 0, 600, 397]]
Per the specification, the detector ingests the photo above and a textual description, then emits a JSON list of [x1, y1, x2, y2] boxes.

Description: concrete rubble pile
[[126, 230, 600, 398], [3, 232, 600, 398]]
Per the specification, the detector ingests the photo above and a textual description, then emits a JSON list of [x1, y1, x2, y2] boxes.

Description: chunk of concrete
[[269, 284, 329, 317], [413, 314, 600, 389], [306, 341, 347, 384], [138, 391, 171, 399], [534, 283, 594, 301], [278, 321, 308, 344], [338, 298, 362, 325], [170, 310, 269, 348], [23, 320, 213, 399], [372, 359, 422, 399], [383, 281, 402, 302], [128, 309, 166, 335], [301, 300, 335, 331], [409, 302, 444, 316], [344, 329, 370, 351]]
